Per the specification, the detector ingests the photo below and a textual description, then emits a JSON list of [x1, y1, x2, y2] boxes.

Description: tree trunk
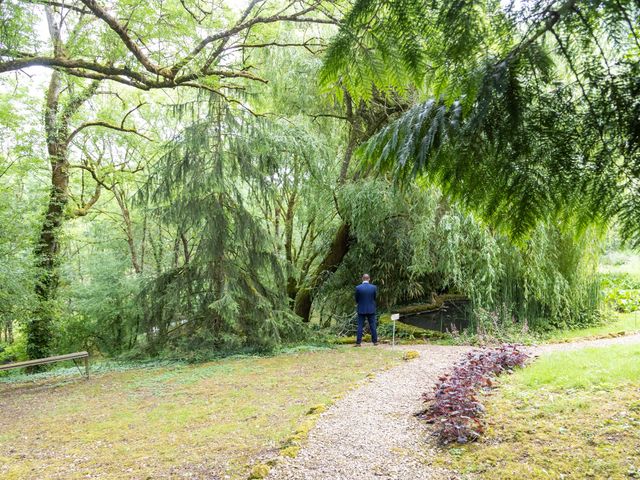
[[338, 92, 361, 184], [114, 186, 142, 273], [284, 190, 297, 303], [26, 70, 66, 361], [25, 61, 99, 362], [294, 222, 351, 321]]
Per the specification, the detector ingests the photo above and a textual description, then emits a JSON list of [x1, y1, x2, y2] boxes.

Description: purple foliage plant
[[420, 344, 529, 444]]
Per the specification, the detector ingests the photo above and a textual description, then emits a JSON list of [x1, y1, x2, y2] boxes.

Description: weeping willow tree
[[313, 178, 601, 332], [322, 0, 640, 245]]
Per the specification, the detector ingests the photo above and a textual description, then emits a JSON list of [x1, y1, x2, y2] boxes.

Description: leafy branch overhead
[[323, 0, 640, 245], [1, 0, 337, 94]]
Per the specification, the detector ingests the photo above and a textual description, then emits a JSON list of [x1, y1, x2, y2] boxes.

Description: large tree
[[1, 0, 336, 97], [27, 7, 147, 360]]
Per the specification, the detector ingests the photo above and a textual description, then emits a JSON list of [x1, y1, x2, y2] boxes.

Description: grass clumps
[[438, 343, 640, 478]]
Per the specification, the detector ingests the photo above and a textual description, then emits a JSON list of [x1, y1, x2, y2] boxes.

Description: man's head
[[362, 274, 370, 282]]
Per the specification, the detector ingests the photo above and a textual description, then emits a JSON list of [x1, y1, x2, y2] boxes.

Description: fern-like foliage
[[139, 96, 310, 353], [325, 0, 640, 245]]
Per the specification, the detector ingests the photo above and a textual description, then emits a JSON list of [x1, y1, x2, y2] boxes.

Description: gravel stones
[[267, 344, 471, 480], [268, 333, 640, 480]]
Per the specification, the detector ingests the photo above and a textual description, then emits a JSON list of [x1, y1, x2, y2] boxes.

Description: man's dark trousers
[[357, 313, 378, 344]]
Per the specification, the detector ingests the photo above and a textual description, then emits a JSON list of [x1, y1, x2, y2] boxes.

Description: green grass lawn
[[0, 346, 401, 480], [545, 311, 640, 342], [438, 343, 640, 479]]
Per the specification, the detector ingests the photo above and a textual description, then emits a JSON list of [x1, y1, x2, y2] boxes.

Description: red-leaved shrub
[[420, 344, 529, 444]]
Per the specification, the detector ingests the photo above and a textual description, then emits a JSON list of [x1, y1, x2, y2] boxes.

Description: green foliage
[[0, 336, 26, 365], [0, 1, 38, 55], [321, 0, 429, 100], [140, 97, 310, 354], [0, 95, 45, 353], [316, 179, 601, 334], [604, 289, 640, 313], [601, 273, 640, 290], [62, 249, 143, 355], [601, 273, 640, 313], [325, 0, 640, 246], [0, 1, 624, 362]]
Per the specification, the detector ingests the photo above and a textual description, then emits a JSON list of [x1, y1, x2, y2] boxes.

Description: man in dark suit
[[355, 274, 379, 346]]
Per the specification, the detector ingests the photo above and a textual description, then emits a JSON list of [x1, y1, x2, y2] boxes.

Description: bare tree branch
[[2, 0, 336, 94], [20, 0, 91, 14], [72, 182, 101, 217]]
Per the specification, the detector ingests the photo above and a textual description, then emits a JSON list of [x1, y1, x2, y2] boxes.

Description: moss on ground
[[0, 347, 401, 480], [402, 350, 420, 361], [378, 314, 449, 340], [437, 343, 640, 479], [333, 315, 449, 345], [280, 445, 300, 458], [248, 463, 270, 479], [307, 404, 327, 415]]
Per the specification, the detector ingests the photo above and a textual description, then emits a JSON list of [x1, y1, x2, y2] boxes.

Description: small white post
[[391, 313, 400, 347]]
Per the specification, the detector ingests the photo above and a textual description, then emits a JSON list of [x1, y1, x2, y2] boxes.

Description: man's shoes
[[373, 342, 379, 346], [354, 343, 362, 347]]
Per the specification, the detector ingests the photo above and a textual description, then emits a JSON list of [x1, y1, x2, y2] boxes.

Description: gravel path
[[532, 332, 640, 355], [268, 333, 640, 480], [267, 344, 472, 480]]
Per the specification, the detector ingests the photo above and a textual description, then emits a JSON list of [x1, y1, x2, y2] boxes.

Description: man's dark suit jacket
[[355, 282, 377, 314]]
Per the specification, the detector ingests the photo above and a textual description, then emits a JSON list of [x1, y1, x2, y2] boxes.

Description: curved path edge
[[267, 334, 640, 480]]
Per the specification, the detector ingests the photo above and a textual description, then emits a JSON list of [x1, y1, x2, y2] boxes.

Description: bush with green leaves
[[605, 290, 640, 313], [601, 273, 640, 313]]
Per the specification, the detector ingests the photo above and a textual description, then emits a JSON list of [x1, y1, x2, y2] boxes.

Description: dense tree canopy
[[324, 0, 640, 244], [0, 0, 632, 362]]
